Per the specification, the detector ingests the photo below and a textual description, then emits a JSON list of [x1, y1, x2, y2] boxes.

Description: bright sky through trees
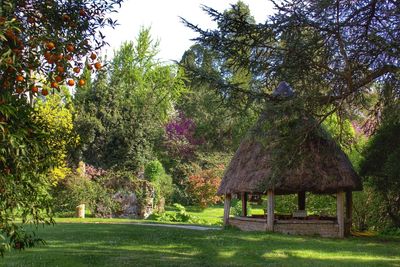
[[102, 0, 274, 62]]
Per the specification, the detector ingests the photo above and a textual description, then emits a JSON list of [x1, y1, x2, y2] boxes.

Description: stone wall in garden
[[229, 217, 340, 237]]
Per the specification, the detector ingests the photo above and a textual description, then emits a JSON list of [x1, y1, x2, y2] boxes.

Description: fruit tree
[[0, 0, 123, 255]]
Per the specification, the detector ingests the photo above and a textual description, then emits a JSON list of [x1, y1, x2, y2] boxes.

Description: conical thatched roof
[[218, 82, 362, 195]]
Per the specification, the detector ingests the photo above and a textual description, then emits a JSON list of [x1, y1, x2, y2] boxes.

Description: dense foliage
[[74, 28, 185, 171], [1, 0, 398, 252], [181, 0, 400, 232], [0, 0, 123, 254], [34, 91, 78, 182], [144, 160, 173, 209], [186, 167, 222, 208], [178, 2, 259, 151], [360, 109, 400, 228], [0, 98, 54, 253], [182, 1, 399, 118]]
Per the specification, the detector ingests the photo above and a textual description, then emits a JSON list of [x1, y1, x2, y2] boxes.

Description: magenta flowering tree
[[164, 112, 202, 159]]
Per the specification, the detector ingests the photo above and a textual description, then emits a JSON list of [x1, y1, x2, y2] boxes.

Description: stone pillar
[[241, 192, 247, 217], [267, 190, 275, 231], [337, 191, 345, 238], [345, 191, 353, 236], [76, 204, 85, 218], [298, 191, 306, 210], [223, 194, 232, 226]]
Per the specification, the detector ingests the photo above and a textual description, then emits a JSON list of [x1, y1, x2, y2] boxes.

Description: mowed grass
[[1, 223, 400, 267], [54, 204, 265, 226]]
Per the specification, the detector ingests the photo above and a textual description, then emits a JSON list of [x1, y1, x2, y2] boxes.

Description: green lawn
[[1, 222, 399, 267], [54, 204, 265, 226]]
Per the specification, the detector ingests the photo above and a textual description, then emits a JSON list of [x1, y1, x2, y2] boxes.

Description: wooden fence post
[[337, 191, 345, 238], [267, 190, 275, 231], [223, 194, 232, 226]]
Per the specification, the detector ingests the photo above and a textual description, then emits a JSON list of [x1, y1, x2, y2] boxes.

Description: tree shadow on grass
[[3, 224, 400, 267]]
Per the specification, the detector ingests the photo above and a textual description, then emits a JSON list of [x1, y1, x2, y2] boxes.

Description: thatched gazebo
[[218, 82, 362, 238]]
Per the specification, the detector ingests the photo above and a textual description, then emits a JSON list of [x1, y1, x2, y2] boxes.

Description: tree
[[360, 104, 400, 228], [0, 0, 123, 254], [182, 0, 400, 123], [74, 28, 186, 171], [34, 89, 78, 182], [144, 160, 173, 208], [179, 44, 258, 151], [186, 167, 222, 208], [179, 2, 260, 151]]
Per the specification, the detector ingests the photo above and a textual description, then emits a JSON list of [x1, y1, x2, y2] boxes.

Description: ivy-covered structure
[[218, 82, 362, 238]]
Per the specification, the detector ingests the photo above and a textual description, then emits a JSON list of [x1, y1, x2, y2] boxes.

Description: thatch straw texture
[[217, 83, 362, 195]]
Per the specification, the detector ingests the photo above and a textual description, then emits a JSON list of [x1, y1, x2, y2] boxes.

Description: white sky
[[102, 0, 274, 63]]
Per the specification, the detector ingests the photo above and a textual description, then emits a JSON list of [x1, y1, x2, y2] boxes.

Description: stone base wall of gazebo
[[229, 217, 342, 238]]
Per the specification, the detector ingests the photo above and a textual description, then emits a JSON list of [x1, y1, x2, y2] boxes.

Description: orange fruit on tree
[[55, 75, 62, 82], [44, 51, 51, 60], [67, 79, 75, 86], [57, 54, 63, 61], [16, 75, 24, 82], [90, 53, 97, 60], [31, 86, 38, 93], [78, 79, 85, 86], [73, 67, 80, 73], [46, 41, 55, 50], [66, 44, 74, 52], [94, 62, 102, 70], [79, 9, 86, 16], [27, 17, 35, 24], [16, 87, 24, 94], [66, 54, 73, 61], [51, 81, 59, 88], [41, 89, 49, 96], [51, 54, 59, 62], [63, 14, 70, 21], [5, 29, 16, 40], [57, 66, 65, 73]]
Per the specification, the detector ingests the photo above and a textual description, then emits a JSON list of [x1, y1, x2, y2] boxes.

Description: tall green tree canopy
[[0, 0, 123, 254], [178, 2, 259, 151], [74, 28, 186, 171], [182, 0, 400, 118], [360, 104, 400, 228]]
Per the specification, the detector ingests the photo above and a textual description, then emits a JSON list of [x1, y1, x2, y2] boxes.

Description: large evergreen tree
[[360, 103, 400, 228], [182, 0, 400, 120], [179, 2, 260, 151]]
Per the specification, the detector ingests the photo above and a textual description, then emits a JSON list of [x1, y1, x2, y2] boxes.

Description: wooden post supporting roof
[[241, 192, 247, 217], [345, 191, 353, 236], [267, 190, 275, 231], [298, 191, 306, 210], [223, 194, 231, 226], [337, 191, 345, 238]]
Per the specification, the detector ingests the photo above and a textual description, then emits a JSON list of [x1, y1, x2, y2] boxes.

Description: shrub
[[52, 173, 95, 213], [353, 186, 389, 231], [95, 170, 154, 218], [152, 203, 201, 224], [52, 168, 154, 218], [164, 113, 200, 160], [230, 198, 252, 216], [186, 167, 222, 208], [144, 160, 173, 206]]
